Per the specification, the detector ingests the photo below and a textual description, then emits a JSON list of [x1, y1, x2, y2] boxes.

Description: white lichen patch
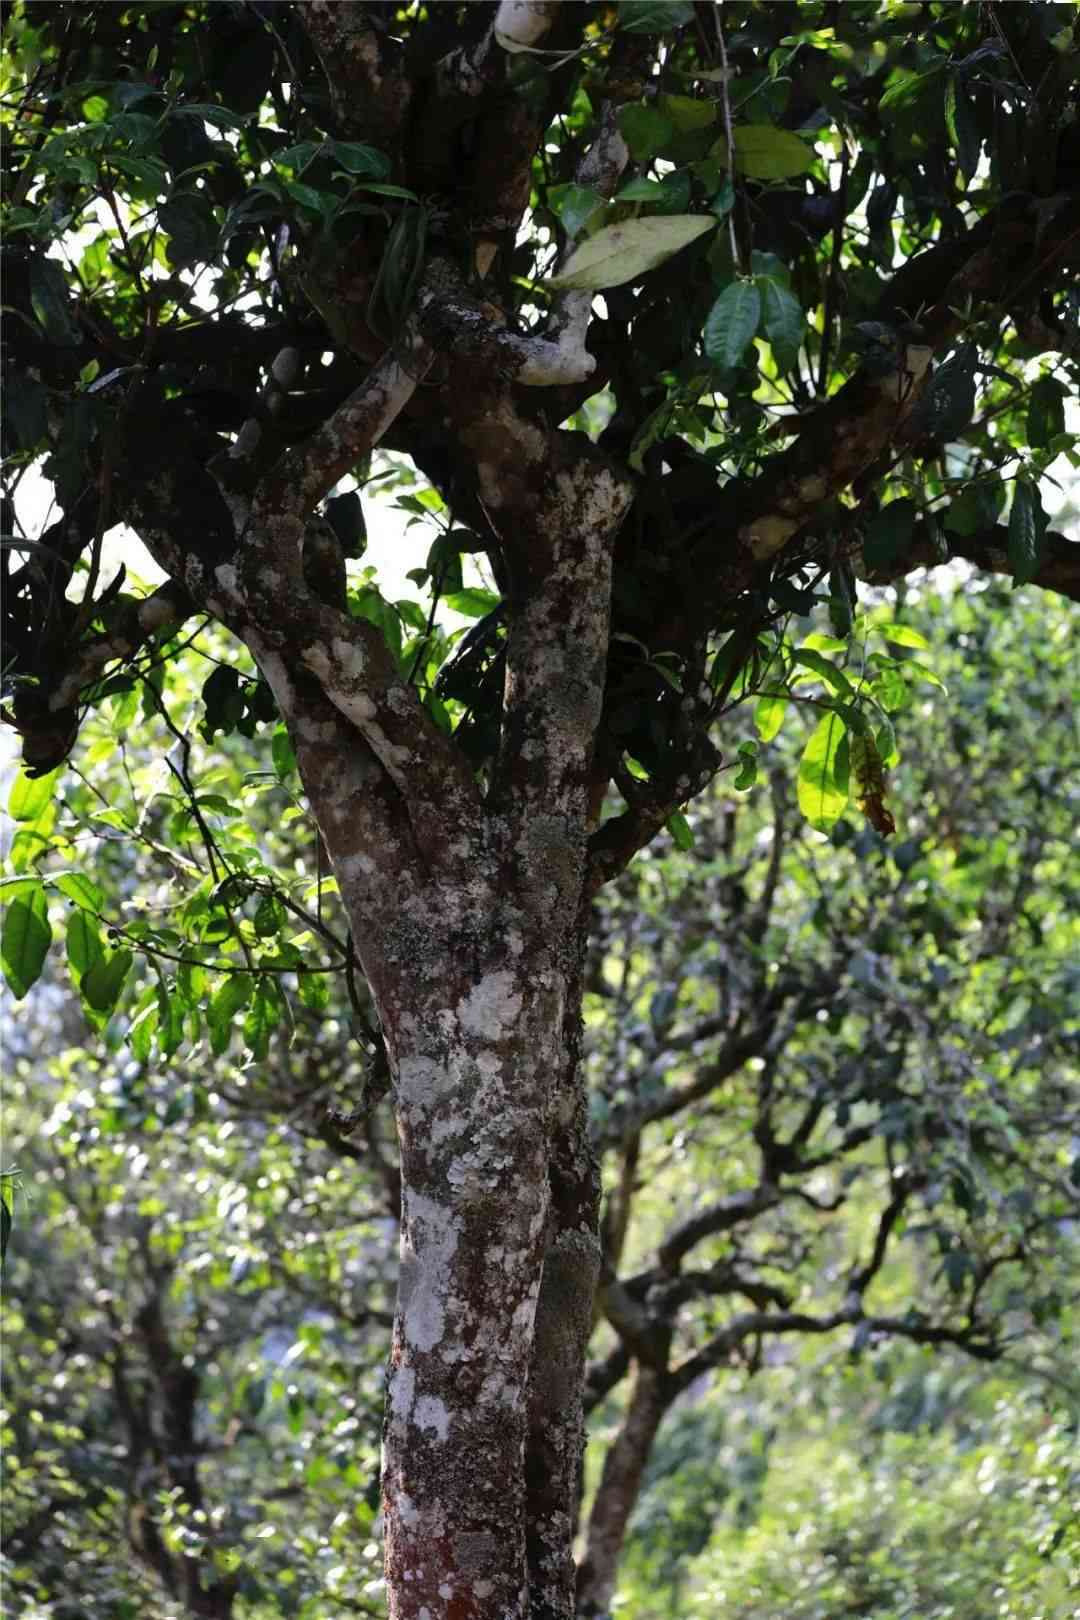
[[331, 635, 367, 677], [397, 1053, 457, 1112], [400, 1190, 460, 1351], [413, 1394, 450, 1441], [388, 1363, 416, 1428], [457, 970, 523, 1040]]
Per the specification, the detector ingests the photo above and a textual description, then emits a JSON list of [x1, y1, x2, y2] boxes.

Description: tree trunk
[[370, 932, 599, 1620], [278, 681, 604, 1619], [576, 1364, 669, 1619]]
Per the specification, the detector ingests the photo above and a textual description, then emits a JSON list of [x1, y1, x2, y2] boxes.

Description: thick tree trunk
[[370, 935, 598, 1620], [379, 955, 563, 1619]]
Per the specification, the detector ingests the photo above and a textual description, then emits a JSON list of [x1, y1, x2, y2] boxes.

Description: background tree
[[2, 3, 1079, 1617], [4, 583, 1077, 1619]]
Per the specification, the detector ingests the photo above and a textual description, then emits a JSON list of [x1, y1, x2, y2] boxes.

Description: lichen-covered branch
[[46, 582, 196, 713]]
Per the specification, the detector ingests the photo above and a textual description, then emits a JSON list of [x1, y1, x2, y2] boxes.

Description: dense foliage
[[2, 2, 1079, 1617], [5, 583, 1078, 1618]]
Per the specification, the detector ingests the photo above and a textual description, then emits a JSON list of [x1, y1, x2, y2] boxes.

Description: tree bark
[[576, 1364, 669, 1619]]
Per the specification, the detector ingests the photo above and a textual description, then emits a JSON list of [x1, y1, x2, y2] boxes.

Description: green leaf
[[863, 499, 917, 570], [755, 694, 787, 743], [66, 909, 104, 982], [1, 1190, 11, 1264], [208, 975, 253, 1056], [618, 104, 675, 162], [733, 740, 759, 791], [666, 811, 694, 850], [445, 588, 501, 619], [617, 0, 695, 34], [793, 648, 854, 697], [547, 183, 603, 238], [156, 979, 185, 1058], [200, 664, 245, 741], [1026, 376, 1066, 450], [243, 979, 282, 1061], [878, 622, 929, 650], [658, 94, 717, 132], [128, 999, 159, 1062], [1, 884, 52, 999], [722, 125, 815, 180], [944, 480, 1005, 536], [945, 76, 981, 178], [8, 767, 59, 823], [549, 215, 713, 292], [760, 279, 805, 372], [325, 140, 391, 178], [159, 192, 219, 268], [29, 256, 81, 346], [797, 711, 850, 831], [1007, 480, 1041, 587], [81, 948, 133, 1014], [271, 727, 296, 779], [904, 660, 948, 693], [802, 633, 849, 653], [298, 971, 330, 1013], [879, 60, 946, 112], [0, 877, 43, 904], [703, 281, 761, 368]]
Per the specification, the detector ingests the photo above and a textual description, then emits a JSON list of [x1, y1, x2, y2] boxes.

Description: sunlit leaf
[[797, 710, 850, 830], [549, 215, 714, 291], [1, 884, 52, 1000]]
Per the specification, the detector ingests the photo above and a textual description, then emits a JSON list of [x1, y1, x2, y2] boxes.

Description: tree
[[2, 3, 1078, 1617], [4, 581, 1077, 1620]]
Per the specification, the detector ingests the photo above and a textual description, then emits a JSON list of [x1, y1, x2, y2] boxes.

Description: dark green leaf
[[325, 140, 391, 178], [1007, 480, 1040, 588], [81, 948, 133, 1013], [547, 183, 603, 238], [864, 499, 917, 570], [29, 256, 81, 346], [1026, 377, 1066, 450], [734, 739, 759, 791], [726, 126, 814, 180], [760, 280, 804, 372], [618, 104, 675, 162], [944, 480, 1005, 536], [159, 192, 219, 268], [617, 0, 695, 33], [157, 979, 185, 1058], [66, 909, 104, 981], [208, 975, 253, 1056], [200, 665, 245, 742], [4, 374, 49, 451], [703, 281, 761, 368], [243, 979, 282, 1061]]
